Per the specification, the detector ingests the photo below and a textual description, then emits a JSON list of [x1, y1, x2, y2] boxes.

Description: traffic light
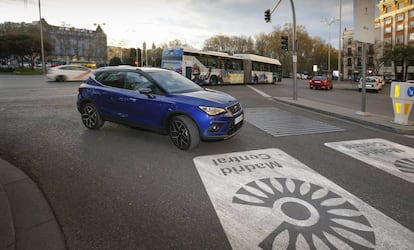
[[264, 9, 271, 23], [281, 35, 289, 51]]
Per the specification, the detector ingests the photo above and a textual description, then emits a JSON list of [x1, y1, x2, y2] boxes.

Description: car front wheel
[[81, 103, 104, 129], [169, 115, 200, 150]]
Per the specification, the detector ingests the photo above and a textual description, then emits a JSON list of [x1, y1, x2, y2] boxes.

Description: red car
[[309, 75, 333, 90]]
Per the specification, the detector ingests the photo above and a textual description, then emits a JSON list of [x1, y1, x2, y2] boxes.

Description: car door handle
[[118, 97, 136, 102]]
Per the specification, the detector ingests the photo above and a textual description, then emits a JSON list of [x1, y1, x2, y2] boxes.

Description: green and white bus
[[161, 47, 282, 85]]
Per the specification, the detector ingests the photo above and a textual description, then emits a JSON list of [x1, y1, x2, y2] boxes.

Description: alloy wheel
[[169, 115, 200, 150], [81, 103, 103, 129], [170, 119, 190, 149]]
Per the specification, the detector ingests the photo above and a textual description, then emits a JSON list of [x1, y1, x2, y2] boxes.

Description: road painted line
[[247, 85, 272, 98], [0, 94, 76, 102], [193, 148, 414, 250], [245, 107, 345, 137], [325, 138, 414, 183]]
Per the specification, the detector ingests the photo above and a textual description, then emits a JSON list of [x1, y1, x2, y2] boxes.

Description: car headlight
[[199, 106, 227, 116]]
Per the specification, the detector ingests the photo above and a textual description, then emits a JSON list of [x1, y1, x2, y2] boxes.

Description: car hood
[[171, 89, 237, 107]]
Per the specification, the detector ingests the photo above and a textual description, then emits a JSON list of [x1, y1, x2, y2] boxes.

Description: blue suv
[[77, 66, 243, 150]]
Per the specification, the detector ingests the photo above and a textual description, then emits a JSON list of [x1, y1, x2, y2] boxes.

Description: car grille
[[227, 102, 242, 115], [227, 120, 243, 135]]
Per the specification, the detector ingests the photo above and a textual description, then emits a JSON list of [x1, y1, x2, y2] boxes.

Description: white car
[[372, 75, 385, 87], [358, 76, 382, 93], [46, 65, 92, 82]]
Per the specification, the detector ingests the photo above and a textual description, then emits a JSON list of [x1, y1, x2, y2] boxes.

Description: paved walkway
[[0, 158, 66, 250], [1, 91, 413, 250]]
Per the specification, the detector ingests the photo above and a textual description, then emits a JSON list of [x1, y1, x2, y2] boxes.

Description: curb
[[0, 158, 66, 250]]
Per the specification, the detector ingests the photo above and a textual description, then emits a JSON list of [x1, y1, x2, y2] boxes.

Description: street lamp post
[[38, 0, 46, 74], [338, 0, 342, 82], [321, 17, 339, 73]]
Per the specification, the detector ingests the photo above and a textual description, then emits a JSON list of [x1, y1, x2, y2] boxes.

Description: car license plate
[[315, 81, 320, 83], [234, 114, 243, 125]]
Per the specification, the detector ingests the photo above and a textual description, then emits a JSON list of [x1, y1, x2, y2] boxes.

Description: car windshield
[[148, 70, 203, 94], [313, 76, 327, 80]]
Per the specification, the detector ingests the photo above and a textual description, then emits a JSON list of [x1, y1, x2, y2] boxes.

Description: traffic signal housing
[[281, 35, 289, 51], [264, 9, 271, 23]]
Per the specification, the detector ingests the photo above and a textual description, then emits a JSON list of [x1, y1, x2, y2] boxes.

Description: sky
[[1, 0, 380, 50]]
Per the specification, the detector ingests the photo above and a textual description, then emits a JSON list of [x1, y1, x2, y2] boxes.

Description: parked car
[[0, 64, 15, 72], [77, 66, 244, 150], [358, 76, 382, 93], [372, 75, 385, 87], [309, 75, 333, 90], [46, 65, 92, 82]]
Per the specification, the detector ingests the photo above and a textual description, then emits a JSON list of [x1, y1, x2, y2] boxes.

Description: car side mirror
[[139, 87, 155, 98]]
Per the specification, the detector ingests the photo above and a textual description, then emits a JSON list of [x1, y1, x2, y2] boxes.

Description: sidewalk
[[0, 158, 66, 250], [273, 96, 414, 135]]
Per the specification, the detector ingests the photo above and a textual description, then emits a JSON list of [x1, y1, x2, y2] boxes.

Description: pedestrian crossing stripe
[[193, 148, 414, 250], [324, 138, 414, 184], [244, 107, 344, 137]]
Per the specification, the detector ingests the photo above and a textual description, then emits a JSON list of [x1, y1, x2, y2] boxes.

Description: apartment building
[[0, 19, 107, 65], [377, 0, 414, 80], [342, 0, 413, 81]]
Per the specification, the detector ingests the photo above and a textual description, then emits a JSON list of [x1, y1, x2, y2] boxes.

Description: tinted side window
[[96, 71, 125, 88], [125, 72, 162, 95]]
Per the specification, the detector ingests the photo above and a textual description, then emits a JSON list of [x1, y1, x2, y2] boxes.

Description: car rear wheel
[[169, 115, 200, 150], [210, 75, 218, 85], [81, 103, 104, 130], [56, 75, 66, 82]]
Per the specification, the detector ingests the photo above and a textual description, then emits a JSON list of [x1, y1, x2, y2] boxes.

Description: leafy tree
[[382, 45, 414, 81], [203, 35, 254, 54], [160, 39, 189, 49], [109, 57, 122, 66], [0, 33, 53, 68]]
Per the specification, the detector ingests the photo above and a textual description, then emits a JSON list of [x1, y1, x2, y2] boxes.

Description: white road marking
[[325, 138, 414, 183], [247, 85, 272, 98], [0, 94, 76, 102], [193, 148, 414, 250], [244, 107, 344, 137]]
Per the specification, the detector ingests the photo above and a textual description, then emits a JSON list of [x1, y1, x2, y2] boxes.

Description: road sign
[[408, 86, 414, 98]]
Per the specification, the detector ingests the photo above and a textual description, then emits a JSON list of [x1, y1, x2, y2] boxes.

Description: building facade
[[0, 19, 107, 66], [342, 0, 413, 81], [41, 19, 107, 65], [376, 0, 414, 80], [342, 28, 376, 81]]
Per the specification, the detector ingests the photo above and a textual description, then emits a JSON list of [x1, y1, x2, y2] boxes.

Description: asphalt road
[[0, 75, 413, 249]]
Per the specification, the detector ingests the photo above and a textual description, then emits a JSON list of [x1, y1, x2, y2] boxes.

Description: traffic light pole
[[266, 0, 297, 100]]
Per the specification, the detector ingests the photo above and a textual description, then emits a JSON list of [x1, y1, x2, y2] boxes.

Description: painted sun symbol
[[394, 158, 414, 174], [232, 177, 376, 250]]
